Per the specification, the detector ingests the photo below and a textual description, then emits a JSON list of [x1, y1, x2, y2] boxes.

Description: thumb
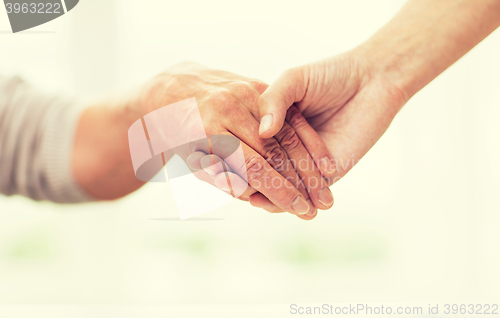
[[258, 67, 308, 139]]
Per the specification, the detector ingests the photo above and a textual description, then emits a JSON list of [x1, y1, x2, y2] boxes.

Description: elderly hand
[[136, 63, 335, 219]]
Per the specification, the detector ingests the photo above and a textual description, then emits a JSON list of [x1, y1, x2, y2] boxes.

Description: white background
[[0, 0, 499, 315]]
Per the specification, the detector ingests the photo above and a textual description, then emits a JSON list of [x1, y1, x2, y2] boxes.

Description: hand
[[194, 104, 337, 215], [74, 63, 335, 219], [138, 63, 336, 218], [251, 50, 408, 211], [253, 0, 500, 210]]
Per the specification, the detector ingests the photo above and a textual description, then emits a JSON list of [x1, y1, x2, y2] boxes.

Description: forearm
[[72, 98, 147, 200], [72, 75, 189, 201], [359, 0, 500, 99]]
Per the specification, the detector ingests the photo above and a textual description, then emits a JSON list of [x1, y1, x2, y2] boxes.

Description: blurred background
[[0, 0, 499, 313]]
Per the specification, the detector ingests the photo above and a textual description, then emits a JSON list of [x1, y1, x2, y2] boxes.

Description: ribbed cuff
[[41, 99, 95, 203]]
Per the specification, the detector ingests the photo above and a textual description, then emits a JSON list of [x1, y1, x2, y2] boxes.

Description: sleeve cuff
[[40, 99, 95, 203]]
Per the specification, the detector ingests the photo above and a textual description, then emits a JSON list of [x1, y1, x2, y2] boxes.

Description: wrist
[[73, 97, 144, 200], [354, 0, 500, 103], [354, 40, 417, 104]]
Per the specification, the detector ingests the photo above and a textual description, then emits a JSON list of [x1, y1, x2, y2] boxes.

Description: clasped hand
[[137, 62, 336, 220]]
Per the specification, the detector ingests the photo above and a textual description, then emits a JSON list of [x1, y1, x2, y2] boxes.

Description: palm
[[293, 54, 406, 180]]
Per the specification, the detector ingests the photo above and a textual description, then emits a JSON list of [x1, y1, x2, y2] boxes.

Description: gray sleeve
[[0, 74, 92, 203]]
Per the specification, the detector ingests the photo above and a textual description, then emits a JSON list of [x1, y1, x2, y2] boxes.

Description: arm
[[0, 65, 333, 218], [251, 0, 500, 206], [72, 96, 147, 201], [361, 0, 500, 100], [73, 63, 335, 218]]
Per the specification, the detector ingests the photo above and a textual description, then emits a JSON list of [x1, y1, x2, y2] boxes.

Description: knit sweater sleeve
[[0, 74, 92, 203]]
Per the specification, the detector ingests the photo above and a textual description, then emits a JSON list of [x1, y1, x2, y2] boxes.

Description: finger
[[286, 106, 337, 178], [203, 154, 281, 209], [183, 143, 256, 200], [258, 67, 308, 138], [186, 151, 207, 170], [250, 193, 317, 220], [249, 193, 285, 213], [248, 79, 269, 95], [199, 133, 311, 215], [298, 208, 318, 221], [223, 139, 312, 216], [200, 135, 253, 199], [213, 171, 258, 198], [199, 154, 241, 198], [185, 151, 235, 198], [223, 117, 316, 213], [200, 154, 257, 197], [200, 154, 227, 176], [184, 153, 225, 190], [274, 120, 334, 210]]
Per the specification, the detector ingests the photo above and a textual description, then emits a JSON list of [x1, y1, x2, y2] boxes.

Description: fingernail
[[319, 156, 336, 174], [214, 174, 231, 191], [318, 187, 334, 206], [259, 114, 274, 135], [204, 162, 223, 176], [291, 196, 309, 215], [306, 199, 317, 217]]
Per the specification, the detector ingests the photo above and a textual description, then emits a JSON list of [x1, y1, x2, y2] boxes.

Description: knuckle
[[244, 155, 268, 182], [231, 81, 253, 93], [286, 108, 308, 130], [249, 80, 269, 94], [209, 89, 237, 107], [231, 81, 259, 105], [262, 141, 287, 171], [276, 126, 302, 152]]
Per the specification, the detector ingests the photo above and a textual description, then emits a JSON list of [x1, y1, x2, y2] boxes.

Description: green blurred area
[[274, 234, 387, 265], [0, 225, 58, 264], [144, 230, 388, 267]]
